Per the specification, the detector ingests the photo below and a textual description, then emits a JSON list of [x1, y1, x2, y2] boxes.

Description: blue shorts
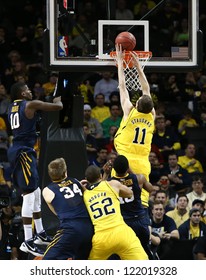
[[43, 219, 94, 260], [7, 146, 39, 192]]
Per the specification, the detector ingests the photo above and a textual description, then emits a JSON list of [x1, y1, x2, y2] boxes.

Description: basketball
[[115, 31, 136, 51]]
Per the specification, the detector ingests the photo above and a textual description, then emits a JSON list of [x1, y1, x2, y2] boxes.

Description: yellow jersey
[[83, 181, 148, 260], [114, 108, 154, 207], [83, 181, 124, 232], [114, 108, 154, 158]]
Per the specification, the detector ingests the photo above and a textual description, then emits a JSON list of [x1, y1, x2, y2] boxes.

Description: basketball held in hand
[[115, 31, 136, 51]]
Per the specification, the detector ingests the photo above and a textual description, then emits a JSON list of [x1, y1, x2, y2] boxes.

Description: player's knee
[[33, 187, 41, 212], [22, 192, 35, 217]]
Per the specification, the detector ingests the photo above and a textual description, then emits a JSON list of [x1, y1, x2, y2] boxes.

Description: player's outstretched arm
[[110, 179, 133, 198], [131, 52, 155, 117], [27, 96, 63, 112], [131, 52, 151, 97], [116, 44, 133, 117]]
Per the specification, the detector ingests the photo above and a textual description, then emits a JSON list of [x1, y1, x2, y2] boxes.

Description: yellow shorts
[[89, 224, 148, 260]]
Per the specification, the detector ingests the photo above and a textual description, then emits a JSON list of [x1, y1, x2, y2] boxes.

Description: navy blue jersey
[[109, 173, 145, 219], [47, 177, 90, 223], [8, 99, 38, 148], [43, 176, 93, 260]]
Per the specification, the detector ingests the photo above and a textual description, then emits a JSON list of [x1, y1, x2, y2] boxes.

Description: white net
[[110, 51, 152, 92]]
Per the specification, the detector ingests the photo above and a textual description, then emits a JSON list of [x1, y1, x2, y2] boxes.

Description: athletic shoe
[[34, 230, 53, 245], [20, 239, 44, 257]]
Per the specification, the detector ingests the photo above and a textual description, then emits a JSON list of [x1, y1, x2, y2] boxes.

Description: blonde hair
[[48, 158, 67, 181]]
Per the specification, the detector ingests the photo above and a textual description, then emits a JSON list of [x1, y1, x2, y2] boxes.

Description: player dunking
[[7, 82, 63, 256], [114, 44, 156, 210]]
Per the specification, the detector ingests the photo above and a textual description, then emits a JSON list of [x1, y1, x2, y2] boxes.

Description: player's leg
[[20, 191, 44, 256], [33, 187, 53, 245]]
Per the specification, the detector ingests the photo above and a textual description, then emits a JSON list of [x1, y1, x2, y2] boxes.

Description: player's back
[[8, 100, 38, 148], [83, 181, 124, 232], [110, 173, 145, 219], [47, 177, 90, 223], [114, 108, 154, 157]]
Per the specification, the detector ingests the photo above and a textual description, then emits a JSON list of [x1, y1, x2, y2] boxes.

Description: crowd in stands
[[0, 0, 206, 260]]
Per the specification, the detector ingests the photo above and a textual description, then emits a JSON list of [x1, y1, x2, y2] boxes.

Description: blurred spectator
[[152, 116, 181, 161], [181, 72, 200, 103], [150, 201, 179, 240], [83, 122, 98, 163], [0, 26, 11, 67], [78, 80, 94, 106], [178, 108, 198, 136], [193, 86, 206, 118], [173, 18, 189, 46], [193, 235, 206, 260], [42, 72, 58, 97], [0, 118, 9, 162], [186, 175, 206, 210], [101, 103, 122, 138], [10, 25, 31, 60], [166, 194, 189, 228], [31, 23, 44, 62], [106, 151, 118, 166], [155, 102, 171, 126], [93, 72, 118, 104], [162, 74, 181, 102], [133, 0, 156, 19], [91, 93, 110, 123], [109, 91, 120, 104], [148, 151, 163, 184], [153, 189, 174, 213], [149, 185, 161, 205], [83, 104, 103, 139], [2, 50, 21, 91], [0, 206, 20, 260], [178, 143, 204, 174], [69, 14, 90, 54], [115, 0, 134, 22], [32, 82, 45, 101], [161, 152, 191, 195], [104, 125, 118, 154], [12, 60, 28, 83], [133, 1, 149, 20], [88, 146, 108, 170], [0, 84, 11, 117], [192, 199, 206, 224], [178, 208, 206, 240]]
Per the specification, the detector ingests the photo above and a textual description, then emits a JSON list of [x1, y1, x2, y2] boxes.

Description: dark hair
[[154, 189, 167, 197], [113, 155, 129, 175], [189, 208, 201, 217], [109, 91, 120, 102], [168, 151, 178, 159], [85, 165, 101, 184], [151, 200, 164, 209], [137, 95, 154, 113], [192, 174, 204, 183], [176, 194, 189, 203], [109, 102, 120, 110], [10, 82, 26, 101]]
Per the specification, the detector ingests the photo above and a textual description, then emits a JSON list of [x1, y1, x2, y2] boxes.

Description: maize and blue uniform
[[43, 177, 94, 260], [7, 100, 39, 192], [83, 181, 148, 260], [109, 173, 150, 255], [114, 108, 154, 207]]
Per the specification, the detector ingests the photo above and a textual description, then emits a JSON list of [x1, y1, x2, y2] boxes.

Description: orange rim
[[110, 50, 152, 68], [110, 50, 152, 59]]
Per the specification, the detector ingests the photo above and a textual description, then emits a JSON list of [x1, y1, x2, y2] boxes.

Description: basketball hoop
[[110, 50, 152, 92]]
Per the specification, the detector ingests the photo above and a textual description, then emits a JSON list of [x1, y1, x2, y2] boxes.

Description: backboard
[[45, 0, 203, 72]]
